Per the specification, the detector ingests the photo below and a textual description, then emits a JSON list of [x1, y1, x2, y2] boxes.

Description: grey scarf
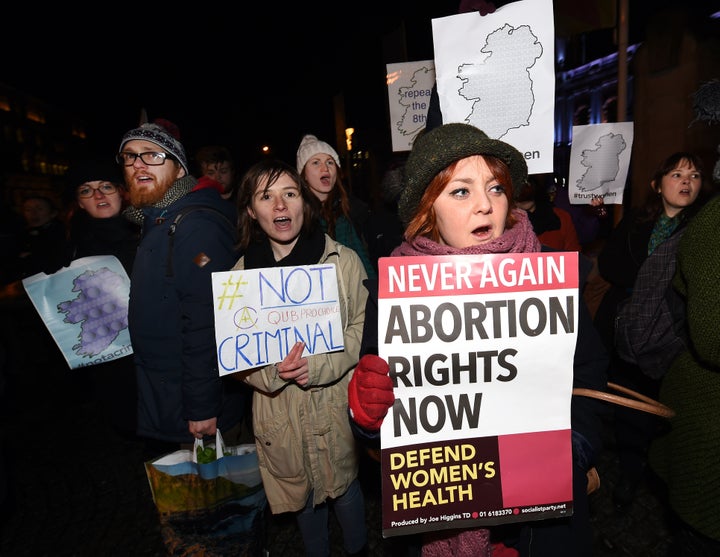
[[123, 175, 197, 225]]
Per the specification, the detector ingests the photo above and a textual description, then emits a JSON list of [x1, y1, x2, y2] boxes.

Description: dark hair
[[22, 194, 57, 212], [195, 145, 233, 166], [236, 159, 321, 250], [404, 155, 517, 242], [639, 151, 709, 223]]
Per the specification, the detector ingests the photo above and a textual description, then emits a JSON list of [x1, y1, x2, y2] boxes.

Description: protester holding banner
[[348, 123, 609, 557], [55, 158, 141, 433], [231, 159, 369, 557]]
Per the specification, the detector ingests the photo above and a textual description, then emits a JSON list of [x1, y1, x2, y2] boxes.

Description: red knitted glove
[[348, 354, 395, 431]]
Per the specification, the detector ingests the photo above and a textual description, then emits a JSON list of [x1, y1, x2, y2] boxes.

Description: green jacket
[[649, 194, 720, 541], [232, 235, 368, 514]]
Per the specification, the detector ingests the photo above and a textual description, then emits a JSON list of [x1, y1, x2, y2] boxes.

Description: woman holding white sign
[[231, 159, 369, 557], [348, 123, 609, 557]]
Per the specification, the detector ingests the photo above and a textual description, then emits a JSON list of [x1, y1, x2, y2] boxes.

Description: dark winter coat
[[68, 212, 140, 273], [649, 194, 720, 541], [129, 186, 243, 443]]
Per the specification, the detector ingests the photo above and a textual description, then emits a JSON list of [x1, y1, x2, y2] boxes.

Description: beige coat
[[231, 235, 368, 514]]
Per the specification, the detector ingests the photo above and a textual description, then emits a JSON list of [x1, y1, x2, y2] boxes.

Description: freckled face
[[247, 171, 305, 260], [432, 156, 509, 249]]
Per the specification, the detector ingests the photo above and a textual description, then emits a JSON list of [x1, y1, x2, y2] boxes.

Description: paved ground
[[1, 318, 676, 556]]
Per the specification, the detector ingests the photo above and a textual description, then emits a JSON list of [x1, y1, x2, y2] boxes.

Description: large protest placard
[[21, 255, 133, 370], [431, 0, 555, 174], [212, 264, 344, 376], [377, 252, 578, 537]]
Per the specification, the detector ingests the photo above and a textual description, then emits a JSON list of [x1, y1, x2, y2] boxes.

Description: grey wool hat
[[118, 122, 189, 175], [397, 123, 528, 226]]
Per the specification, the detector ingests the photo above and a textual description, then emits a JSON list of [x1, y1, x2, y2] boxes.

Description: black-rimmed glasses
[[116, 151, 171, 166], [77, 183, 118, 198]]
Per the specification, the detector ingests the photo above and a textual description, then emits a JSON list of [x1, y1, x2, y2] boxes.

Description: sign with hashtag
[[211, 263, 344, 375]]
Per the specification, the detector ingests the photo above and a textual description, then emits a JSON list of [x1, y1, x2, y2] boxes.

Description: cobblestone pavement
[[1, 350, 675, 556]]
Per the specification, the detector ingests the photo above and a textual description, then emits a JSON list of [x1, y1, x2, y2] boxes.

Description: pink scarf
[[392, 209, 541, 257]]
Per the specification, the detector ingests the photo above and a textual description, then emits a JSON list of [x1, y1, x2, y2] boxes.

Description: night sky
[[3, 4, 459, 168], [3, 1, 715, 171]]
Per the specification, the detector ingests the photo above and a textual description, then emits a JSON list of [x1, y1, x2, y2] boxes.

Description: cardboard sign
[[212, 264, 344, 375]]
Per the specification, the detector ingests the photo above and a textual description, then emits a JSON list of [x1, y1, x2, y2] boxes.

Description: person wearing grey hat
[[397, 122, 529, 229], [348, 123, 610, 556], [116, 119, 249, 465]]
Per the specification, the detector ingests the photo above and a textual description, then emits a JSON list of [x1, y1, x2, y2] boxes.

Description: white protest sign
[[386, 60, 436, 152], [22, 255, 133, 369], [377, 252, 578, 537], [431, 0, 556, 174], [568, 122, 634, 205], [212, 264, 344, 375]]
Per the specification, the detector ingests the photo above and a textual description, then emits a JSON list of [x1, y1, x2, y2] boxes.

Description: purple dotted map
[[22, 256, 133, 369]]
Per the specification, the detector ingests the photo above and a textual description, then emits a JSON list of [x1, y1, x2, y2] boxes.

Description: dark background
[[2, 1, 716, 171]]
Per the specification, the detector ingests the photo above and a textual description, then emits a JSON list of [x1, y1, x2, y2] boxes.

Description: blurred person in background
[[516, 173, 581, 252], [194, 144, 239, 202], [296, 133, 377, 279], [649, 182, 720, 556], [594, 151, 712, 510]]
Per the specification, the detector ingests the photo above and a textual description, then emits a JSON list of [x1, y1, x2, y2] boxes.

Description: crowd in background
[[1, 104, 719, 554], [1, 2, 719, 547]]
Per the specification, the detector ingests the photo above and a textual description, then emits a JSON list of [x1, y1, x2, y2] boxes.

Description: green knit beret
[[398, 123, 528, 226]]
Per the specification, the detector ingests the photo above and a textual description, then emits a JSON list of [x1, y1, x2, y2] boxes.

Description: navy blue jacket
[[129, 187, 243, 443]]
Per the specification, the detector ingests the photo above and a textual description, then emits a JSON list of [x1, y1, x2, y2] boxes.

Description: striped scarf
[[123, 175, 197, 225]]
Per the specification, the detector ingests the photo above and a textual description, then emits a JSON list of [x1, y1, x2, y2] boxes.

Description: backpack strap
[[166, 205, 236, 278]]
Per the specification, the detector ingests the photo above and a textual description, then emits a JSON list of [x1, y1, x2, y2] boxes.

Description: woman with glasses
[[64, 158, 140, 274], [56, 158, 142, 435]]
